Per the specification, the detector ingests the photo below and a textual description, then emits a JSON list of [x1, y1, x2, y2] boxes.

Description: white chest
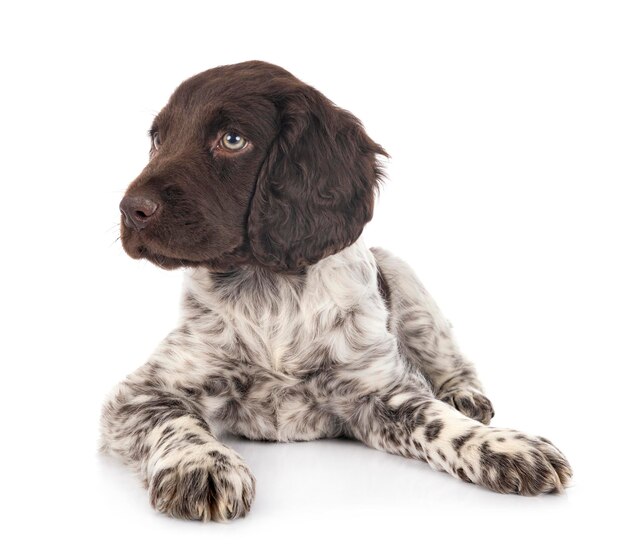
[[182, 240, 389, 376]]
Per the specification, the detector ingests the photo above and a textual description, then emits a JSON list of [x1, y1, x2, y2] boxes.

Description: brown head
[[119, 61, 387, 272]]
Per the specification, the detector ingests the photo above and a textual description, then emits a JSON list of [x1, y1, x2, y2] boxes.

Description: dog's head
[[120, 61, 387, 272]]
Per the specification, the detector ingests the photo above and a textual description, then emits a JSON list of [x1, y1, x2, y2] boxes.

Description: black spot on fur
[[203, 376, 230, 396], [425, 419, 443, 442], [452, 430, 476, 452], [457, 467, 472, 483]]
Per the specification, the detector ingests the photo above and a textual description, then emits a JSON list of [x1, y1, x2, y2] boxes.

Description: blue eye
[[220, 132, 247, 151]]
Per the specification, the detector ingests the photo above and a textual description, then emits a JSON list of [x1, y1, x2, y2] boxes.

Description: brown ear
[[248, 85, 387, 272]]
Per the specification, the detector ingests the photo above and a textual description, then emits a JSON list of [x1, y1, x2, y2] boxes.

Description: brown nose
[[119, 196, 159, 230]]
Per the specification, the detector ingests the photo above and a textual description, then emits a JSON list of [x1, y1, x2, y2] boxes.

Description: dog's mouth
[[120, 223, 248, 271], [127, 242, 203, 269], [121, 226, 204, 270], [136, 247, 200, 269]]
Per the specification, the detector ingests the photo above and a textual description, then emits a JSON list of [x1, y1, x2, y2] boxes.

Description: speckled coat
[[101, 240, 571, 520], [101, 61, 571, 522]]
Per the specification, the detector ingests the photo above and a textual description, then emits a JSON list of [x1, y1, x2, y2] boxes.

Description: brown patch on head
[[119, 60, 387, 272]]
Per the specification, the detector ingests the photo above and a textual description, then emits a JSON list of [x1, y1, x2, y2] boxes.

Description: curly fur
[[102, 61, 572, 522]]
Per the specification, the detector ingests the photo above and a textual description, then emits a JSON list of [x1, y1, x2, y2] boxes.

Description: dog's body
[[101, 61, 571, 521]]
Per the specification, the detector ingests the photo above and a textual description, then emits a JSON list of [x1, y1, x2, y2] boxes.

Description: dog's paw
[[440, 389, 495, 424], [455, 428, 572, 495], [148, 445, 255, 522]]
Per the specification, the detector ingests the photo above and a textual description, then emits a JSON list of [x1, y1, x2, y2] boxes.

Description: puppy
[[101, 61, 572, 521]]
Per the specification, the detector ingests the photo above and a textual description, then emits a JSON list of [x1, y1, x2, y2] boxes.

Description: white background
[[1, 1, 624, 551]]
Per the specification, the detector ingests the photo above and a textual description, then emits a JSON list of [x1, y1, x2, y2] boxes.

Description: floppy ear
[[248, 85, 387, 272]]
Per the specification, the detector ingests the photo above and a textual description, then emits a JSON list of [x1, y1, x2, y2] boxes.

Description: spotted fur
[[101, 61, 571, 522], [101, 240, 572, 519]]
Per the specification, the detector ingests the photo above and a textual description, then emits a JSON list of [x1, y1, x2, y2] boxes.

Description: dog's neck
[[182, 239, 379, 319]]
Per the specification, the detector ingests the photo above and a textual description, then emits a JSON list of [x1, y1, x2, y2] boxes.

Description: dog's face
[[120, 61, 386, 272]]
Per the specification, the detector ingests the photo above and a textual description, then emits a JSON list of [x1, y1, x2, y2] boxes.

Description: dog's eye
[[152, 132, 162, 150], [220, 132, 247, 151]]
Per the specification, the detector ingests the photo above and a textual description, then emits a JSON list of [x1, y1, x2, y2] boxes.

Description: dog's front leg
[[343, 372, 572, 495], [100, 364, 255, 521], [372, 247, 495, 424]]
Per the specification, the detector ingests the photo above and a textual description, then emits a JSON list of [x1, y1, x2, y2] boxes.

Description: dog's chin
[[122, 243, 197, 270], [121, 231, 247, 272], [120, 230, 200, 269], [141, 250, 200, 270]]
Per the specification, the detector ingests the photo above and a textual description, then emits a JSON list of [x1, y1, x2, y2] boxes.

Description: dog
[[101, 61, 572, 521]]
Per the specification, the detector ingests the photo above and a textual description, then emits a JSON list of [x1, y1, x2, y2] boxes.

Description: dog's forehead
[[170, 61, 297, 108], [154, 62, 295, 136]]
